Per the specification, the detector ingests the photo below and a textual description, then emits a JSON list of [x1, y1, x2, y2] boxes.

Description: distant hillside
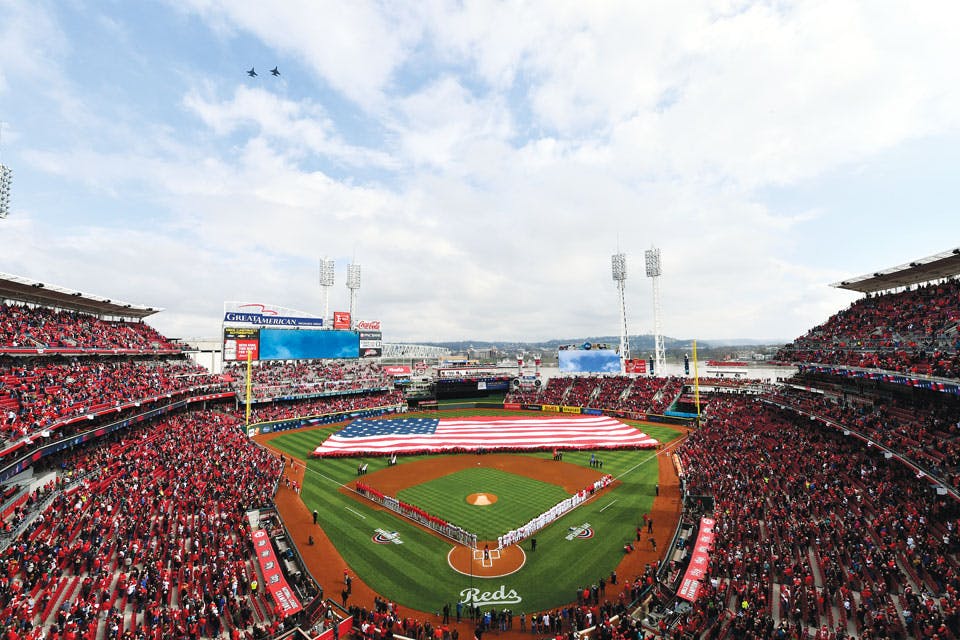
[[410, 335, 787, 360]]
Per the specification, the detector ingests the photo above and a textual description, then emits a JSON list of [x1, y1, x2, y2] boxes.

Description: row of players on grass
[[777, 279, 960, 378], [0, 410, 288, 640], [668, 396, 960, 640], [766, 384, 960, 490], [0, 303, 180, 353], [506, 376, 685, 415]]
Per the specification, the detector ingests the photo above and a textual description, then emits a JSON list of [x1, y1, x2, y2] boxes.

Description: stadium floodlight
[[611, 253, 627, 282], [644, 248, 661, 278], [320, 257, 335, 287], [0, 165, 11, 219], [611, 252, 631, 369], [319, 257, 335, 327], [346, 263, 361, 290], [644, 247, 666, 375], [346, 262, 361, 327]]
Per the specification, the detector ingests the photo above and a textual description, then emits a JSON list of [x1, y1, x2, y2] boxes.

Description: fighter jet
[[271, 67, 280, 77], [247, 67, 257, 77]]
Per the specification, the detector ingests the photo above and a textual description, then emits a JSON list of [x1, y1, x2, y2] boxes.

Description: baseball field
[[264, 409, 684, 614]]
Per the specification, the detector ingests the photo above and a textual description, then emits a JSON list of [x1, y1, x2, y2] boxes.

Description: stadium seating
[[777, 279, 960, 378], [0, 303, 182, 354], [0, 411, 284, 639], [765, 384, 960, 488], [505, 375, 685, 415], [224, 360, 393, 401], [244, 390, 405, 425], [0, 360, 226, 448], [668, 396, 960, 639]]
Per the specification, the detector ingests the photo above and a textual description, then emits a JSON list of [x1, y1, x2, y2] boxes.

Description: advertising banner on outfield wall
[[384, 366, 412, 376]]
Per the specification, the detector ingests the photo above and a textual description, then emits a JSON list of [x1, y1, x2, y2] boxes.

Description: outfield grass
[[397, 467, 571, 540], [267, 410, 683, 614]]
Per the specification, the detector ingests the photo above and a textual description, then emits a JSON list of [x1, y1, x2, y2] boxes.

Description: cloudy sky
[[1, 1, 959, 344]]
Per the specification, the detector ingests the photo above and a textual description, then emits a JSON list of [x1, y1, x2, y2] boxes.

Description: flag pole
[[692, 339, 701, 422], [245, 349, 253, 426]]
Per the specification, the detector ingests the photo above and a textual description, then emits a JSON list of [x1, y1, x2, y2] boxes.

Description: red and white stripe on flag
[[312, 414, 659, 456]]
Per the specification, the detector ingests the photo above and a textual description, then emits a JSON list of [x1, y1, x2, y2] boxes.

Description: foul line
[[345, 507, 367, 519], [615, 434, 688, 482], [599, 499, 618, 513]]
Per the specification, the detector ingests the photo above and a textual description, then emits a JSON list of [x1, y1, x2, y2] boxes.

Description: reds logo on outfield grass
[[565, 522, 594, 540], [459, 585, 522, 606], [372, 529, 403, 544]]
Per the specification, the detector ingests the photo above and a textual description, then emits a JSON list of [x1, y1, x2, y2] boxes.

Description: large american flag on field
[[311, 414, 658, 457]]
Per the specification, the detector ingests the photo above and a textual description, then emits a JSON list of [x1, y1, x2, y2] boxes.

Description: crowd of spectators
[[777, 280, 960, 378], [765, 385, 960, 490], [348, 572, 647, 640], [0, 304, 181, 353], [505, 375, 684, 415], [670, 396, 960, 639], [0, 360, 226, 445], [244, 390, 405, 425], [224, 361, 392, 402], [0, 410, 285, 639]]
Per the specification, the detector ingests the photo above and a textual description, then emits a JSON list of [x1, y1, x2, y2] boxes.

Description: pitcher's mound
[[466, 492, 498, 506]]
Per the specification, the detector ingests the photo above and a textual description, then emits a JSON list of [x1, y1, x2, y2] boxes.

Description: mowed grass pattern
[[266, 410, 683, 613], [397, 467, 571, 540]]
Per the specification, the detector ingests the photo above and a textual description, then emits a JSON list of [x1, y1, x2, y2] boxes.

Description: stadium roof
[[0, 272, 161, 319], [831, 247, 960, 294]]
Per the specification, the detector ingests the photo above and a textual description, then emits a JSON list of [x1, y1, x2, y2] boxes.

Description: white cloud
[[182, 85, 397, 168], [174, 0, 422, 110], [6, 1, 960, 345]]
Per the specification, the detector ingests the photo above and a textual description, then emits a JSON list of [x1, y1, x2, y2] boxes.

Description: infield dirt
[[259, 430, 686, 640]]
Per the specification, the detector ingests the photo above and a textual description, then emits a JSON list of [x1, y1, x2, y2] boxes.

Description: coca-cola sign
[[356, 319, 381, 331]]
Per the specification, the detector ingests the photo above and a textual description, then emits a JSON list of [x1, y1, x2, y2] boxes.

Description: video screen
[[558, 349, 621, 373], [259, 329, 359, 360]]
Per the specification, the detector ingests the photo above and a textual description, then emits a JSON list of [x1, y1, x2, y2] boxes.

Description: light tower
[[346, 262, 361, 327], [319, 257, 335, 326], [611, 252, 631, 372], [645, 247, 666, 375], [0, 123, 11, 219], [0, 164, 10, 219]]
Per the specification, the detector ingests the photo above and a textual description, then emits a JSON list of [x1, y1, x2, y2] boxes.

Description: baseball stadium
[[1, 246, 960, 640]]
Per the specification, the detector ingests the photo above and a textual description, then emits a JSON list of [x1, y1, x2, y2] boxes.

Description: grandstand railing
[[791, 363, 960, 394], [240, 383, 395, 405], [0, 380, 233, 457], [760, 396, 960, 501], [244, 403, 406, 437], [0, 390, 233, 483], [0, 346, 185, 356]]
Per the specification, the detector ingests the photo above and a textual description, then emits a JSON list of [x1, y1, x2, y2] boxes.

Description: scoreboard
[[223, 327, 260, 362]]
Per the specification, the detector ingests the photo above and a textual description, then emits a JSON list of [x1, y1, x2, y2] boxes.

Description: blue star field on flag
[[337, 417, 440, 438]]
